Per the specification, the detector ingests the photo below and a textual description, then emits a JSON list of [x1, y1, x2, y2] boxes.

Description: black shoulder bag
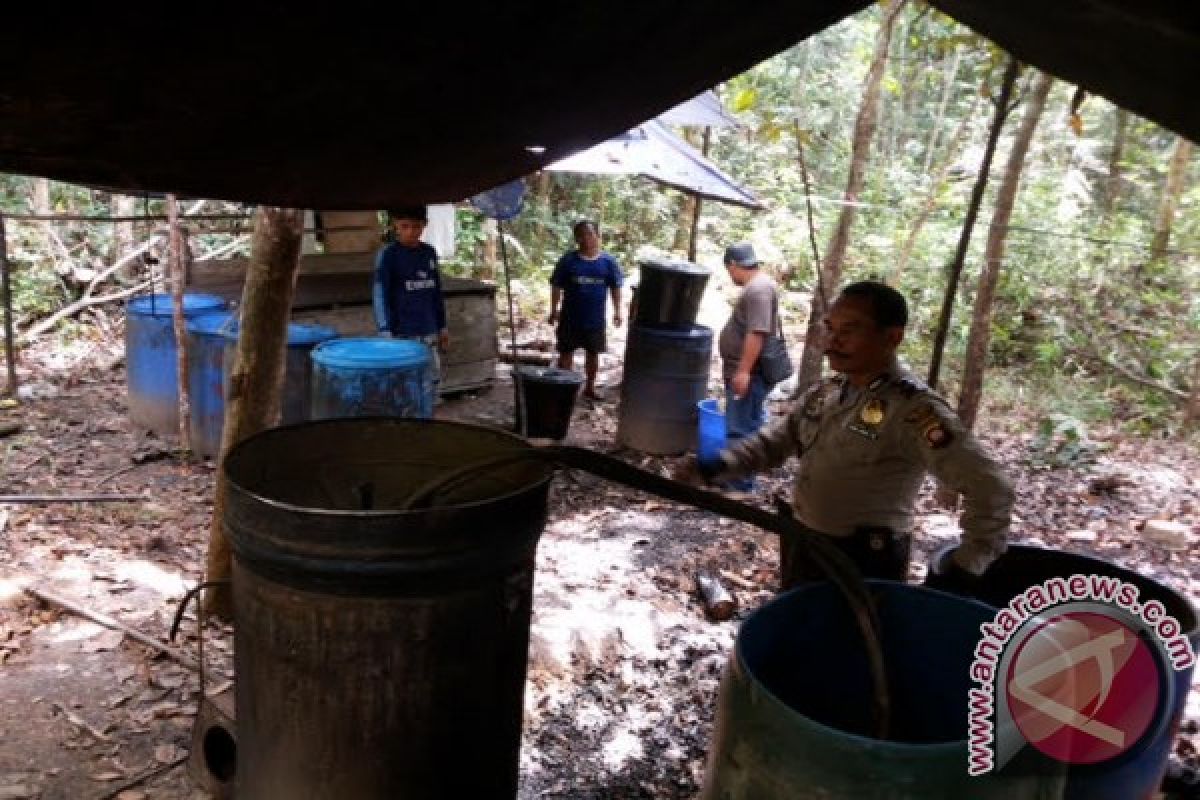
[[756, 307, 794, 386]]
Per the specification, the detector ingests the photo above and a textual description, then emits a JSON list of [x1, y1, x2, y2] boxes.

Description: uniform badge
[[860, 398, 885, 426]]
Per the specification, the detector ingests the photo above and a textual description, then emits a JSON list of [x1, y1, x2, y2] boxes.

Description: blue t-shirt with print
[[550, 251, 623, 331], [372, 241, 447, 337]]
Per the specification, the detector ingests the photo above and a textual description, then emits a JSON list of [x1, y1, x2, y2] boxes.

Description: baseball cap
[[724, 243, 759, 267]]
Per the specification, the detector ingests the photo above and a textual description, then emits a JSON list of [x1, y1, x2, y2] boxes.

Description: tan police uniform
[[714, 359, 1012, 584]]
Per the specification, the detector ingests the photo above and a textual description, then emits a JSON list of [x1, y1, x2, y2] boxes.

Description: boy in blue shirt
[[548, 220, 623, 400], [372, 206, 450, 390]]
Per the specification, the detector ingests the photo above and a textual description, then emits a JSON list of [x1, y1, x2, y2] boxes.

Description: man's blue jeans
[[722, 373, 767, 491]]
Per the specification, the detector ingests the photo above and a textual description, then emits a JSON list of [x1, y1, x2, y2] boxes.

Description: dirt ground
[[1, 310, 1198, 799]]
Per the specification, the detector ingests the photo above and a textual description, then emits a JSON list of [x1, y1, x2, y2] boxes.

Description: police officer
[[681, 280, 1012, 590]]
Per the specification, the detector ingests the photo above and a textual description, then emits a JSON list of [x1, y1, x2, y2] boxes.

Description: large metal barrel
[[703, 581, 1068, 798], [223, 417, 553, 799], [441, 276, 498, 393], [951, 544, 1200, 799], [310, 337, 434, 419], [633, 258, 710, 329], [617, 324, 713, 455], [125, 292, 228, 435]]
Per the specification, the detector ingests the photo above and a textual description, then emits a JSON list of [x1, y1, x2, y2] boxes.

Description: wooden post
[[204, 207, 305, 618], [0, 215, 17, 398], [686, 127, 712, 263], [167, 195, 192, 454]]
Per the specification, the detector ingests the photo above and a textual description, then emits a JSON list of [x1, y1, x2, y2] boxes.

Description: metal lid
[[630, 323, 713, 340], [515, 366, 584, 386], [127, 292, 228, 318], [637, 257, 710, 276], [310, 337, 431, 369]]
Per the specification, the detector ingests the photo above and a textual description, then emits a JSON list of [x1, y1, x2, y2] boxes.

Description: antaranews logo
[[966, 574, 1195, 776]]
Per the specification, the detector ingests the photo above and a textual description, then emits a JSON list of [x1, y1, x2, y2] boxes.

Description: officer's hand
[[732, 370, 751, 399], [923, 546, 982, 598]]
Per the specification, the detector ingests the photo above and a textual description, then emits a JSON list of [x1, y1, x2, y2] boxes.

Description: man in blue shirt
[[372, 206, 449, 389], [548, 220, 623, 400]]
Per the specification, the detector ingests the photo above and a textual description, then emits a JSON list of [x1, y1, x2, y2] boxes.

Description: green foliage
[[1027, 413, 1100, 469]]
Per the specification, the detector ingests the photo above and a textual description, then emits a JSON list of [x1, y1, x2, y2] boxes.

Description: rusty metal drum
[[223, 417, 552, 799]]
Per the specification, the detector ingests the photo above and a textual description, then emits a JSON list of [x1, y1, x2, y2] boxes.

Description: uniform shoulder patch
[[904, 402, 954, 449]]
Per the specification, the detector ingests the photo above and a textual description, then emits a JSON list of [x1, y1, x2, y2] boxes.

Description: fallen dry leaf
[[80, 629, 125, 653], [154, 743, 184, 764], [91, 771, 123, 782]]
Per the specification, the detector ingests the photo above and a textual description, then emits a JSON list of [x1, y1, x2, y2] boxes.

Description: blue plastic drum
[[310, 338, 434, 420], [186, 311, 239, 457], [222, 322, 339, 431], [183, 318, 340, 457], [126, 293, 228, 435]]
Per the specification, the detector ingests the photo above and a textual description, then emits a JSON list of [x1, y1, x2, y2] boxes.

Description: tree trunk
[[957, 71, 1054, 432], [795, 0, 907, 392], [1100, 107, 1128, 217], [926, 57, 1020, 391], [203, 207, 305, 618], [1186, 355, 1200, 427], [112, 194, 139, 281], [480, 218, 498, 281], [922, 48, 963, 177], [889, 93, 981, 284], [30, 178, 51, 214], [1149, 136, 1194, 263]]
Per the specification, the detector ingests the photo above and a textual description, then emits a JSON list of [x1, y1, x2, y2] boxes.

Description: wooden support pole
[[167, 195, 192, 454], [0, 215, 18, 398]]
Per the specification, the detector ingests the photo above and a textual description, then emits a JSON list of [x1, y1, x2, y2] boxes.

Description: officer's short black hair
[[388, 206, 428, 223], [573, 219, 599, 237], [838, 280, 908, 329]]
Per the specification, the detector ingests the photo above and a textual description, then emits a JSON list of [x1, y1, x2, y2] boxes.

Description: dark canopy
[[0, 1, 1195, 209]]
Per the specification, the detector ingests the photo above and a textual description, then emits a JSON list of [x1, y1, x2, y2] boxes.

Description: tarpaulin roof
[[0, 1, 1195, 209], [655, 91, 742, 130], [546, 120, 764, 209]]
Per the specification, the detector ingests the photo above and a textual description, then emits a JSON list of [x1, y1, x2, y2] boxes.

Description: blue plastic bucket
[[310, 337, 434, 420], [126, 292, 228, 435], [702, 581, 1067, 798], [695, 398, 754, 491]]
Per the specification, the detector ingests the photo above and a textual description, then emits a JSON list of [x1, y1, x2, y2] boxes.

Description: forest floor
[[1, 309, 1198, 799]]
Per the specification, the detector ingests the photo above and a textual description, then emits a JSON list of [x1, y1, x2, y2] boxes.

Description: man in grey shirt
[[717, 243, 780, 449]]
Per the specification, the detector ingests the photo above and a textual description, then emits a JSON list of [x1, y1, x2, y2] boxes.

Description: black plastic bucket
[[514, 366, 584, 440], [944, 544, 1200, 799], [223, 418, 553, 799], [634, 258, 711, 329]]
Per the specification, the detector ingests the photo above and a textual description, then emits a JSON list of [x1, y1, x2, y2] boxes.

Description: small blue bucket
[[695, 398, 754, 491]]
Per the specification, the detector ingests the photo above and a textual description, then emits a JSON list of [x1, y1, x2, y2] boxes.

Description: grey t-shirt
[[718, 272, 777, 377]]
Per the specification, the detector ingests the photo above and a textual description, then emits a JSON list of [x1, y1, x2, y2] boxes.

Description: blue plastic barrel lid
[[286, 323, 338, 347], [128, 293, 228, 318], [517, 367, 584, 386], [187, 311, 239, 337], [310, 337, 431, 369]]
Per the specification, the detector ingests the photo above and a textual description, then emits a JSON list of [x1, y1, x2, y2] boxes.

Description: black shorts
[[556, 324, 606, 355]]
